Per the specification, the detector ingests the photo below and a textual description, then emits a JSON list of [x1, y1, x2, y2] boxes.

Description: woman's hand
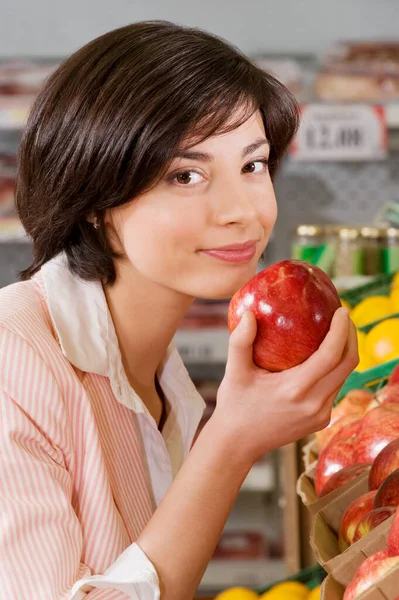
[[214, 307, 358, 464]]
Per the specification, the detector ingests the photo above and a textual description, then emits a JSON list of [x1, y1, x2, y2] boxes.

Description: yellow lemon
[[365, 318, 399, 364], [214, 588, 259, 600], [391, 272, 399, 290], [308, 585, 321, 600], [390, 289, 399, 312], [355, 330, 376, 371], [259, 581, 309, 600], [340, 298, 352, 311], [355, 352, 376, 372], [356, 330, 367, 354], [350, 296, 394, 328]]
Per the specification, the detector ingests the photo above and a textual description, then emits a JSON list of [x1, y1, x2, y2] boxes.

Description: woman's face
[[110, 109, 277, 299]]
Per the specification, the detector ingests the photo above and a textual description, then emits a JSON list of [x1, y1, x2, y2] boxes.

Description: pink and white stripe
[[0, 267, 204, 600]]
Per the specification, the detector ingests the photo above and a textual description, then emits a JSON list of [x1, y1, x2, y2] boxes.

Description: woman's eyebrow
[[174, 138, 270, 163]]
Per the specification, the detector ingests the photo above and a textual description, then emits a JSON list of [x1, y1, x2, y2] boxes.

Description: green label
[[292, 243, 336, 275], [382, 247, 399, 273]]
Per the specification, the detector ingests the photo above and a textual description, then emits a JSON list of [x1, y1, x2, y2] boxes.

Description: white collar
[[41, 253, 205, 418]]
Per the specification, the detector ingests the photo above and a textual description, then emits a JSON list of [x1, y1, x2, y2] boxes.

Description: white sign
[[291, 104, 387, 161]]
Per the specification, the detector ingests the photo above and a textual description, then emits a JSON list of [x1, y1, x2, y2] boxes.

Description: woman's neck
[[104, 260, 194, 391]]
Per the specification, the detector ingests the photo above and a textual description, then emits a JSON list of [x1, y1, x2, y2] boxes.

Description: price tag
[[291, 104, 387, 161]]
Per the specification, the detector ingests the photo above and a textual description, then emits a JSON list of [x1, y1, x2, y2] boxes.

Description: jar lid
[[295, 224, 324, 237], [360, 226, 386, 239], [385, 227, 399, 239], [338, 227, 361, 240]]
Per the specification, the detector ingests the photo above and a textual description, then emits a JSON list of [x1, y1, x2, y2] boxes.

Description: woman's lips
[[200, 241, 257, 263]]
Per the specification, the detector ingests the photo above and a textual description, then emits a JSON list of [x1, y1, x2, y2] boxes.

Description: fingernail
[[341, 307, 350, 318]]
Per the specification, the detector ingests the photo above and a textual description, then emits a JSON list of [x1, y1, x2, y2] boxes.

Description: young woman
[[0, 21, 358, 600]]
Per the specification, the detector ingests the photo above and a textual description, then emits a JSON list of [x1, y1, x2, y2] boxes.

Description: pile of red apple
[[311, 365, 399, 598]]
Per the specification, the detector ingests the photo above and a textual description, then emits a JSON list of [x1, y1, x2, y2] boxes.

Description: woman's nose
[[211, 181, 259, 227]]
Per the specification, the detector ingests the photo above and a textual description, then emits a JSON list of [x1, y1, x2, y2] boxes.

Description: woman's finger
[[225, 311, 258, 380], [305, 320, 359, 408], [287, 307, 351, 394]]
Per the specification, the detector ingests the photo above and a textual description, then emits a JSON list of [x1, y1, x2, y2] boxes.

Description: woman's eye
[[174, 170, 203, 185], [242, 160, 269, 174]]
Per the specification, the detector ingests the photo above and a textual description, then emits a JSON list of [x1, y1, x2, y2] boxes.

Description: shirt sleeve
[[0, 326, 160, 600]]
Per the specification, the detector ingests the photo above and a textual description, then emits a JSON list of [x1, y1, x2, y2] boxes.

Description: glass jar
[[382, 228, 399, 273], [360, 226, 385, 276], [335, 227, 364, 277], [292, 225, 335, 275]]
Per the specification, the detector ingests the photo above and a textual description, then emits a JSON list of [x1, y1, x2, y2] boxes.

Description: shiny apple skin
[[314, 420, 362, 496], [319, 463, 370, 498], [354, 405, 399, 464], [227, 260, 341, 372], [374, 468, 399, 509], [338, 490, 377, 552], [369, 438, 399, 491], [353, 507, 396, 544], [343, 550, 399, 600]]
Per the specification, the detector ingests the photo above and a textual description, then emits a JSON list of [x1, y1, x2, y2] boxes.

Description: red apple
[[338, 490, 377, 552], [353, 507, 396, 543], [374, 468, 399, 509], [388, 507, 399, 556], [389, 363, 399, 385], [344, 550, 399, 600], [227, 260, 341, 372], [317, 413, 364, 453], [316, 390, 372, 451], [319, 463, 370, 497], [369, 438, 399, 490], [353, 404, 399, 464], [376, 384, 399, 404], [314, 420, 362, 496]]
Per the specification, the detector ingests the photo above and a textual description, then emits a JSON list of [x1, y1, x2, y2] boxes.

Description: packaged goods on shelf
[[291, 225, 399, 280], [314, 41, 399, 102], [0, 59, 58, 95], [179, 299, 229, 329], [292, 224, 336, 277], [212, 531, 270, 561]]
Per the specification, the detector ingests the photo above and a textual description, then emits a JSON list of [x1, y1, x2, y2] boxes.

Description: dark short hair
[[16, 20, 299, 285]]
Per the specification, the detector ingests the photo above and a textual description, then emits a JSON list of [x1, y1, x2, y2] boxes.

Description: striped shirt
[[0, 253, 205, 600]]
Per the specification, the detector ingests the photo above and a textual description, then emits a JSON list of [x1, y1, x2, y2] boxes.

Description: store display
[[374, 469, 399, 508], [382, 228, 399, 274], [0, 59, 58, 95], [352, 506, 397, 544], [343, 550, 399, 600], [212, 532, 269, 561], [368, 438, 399, 490], [388, 506, 399, 556], [338, 491, 377, 551], [314, 42, 399, 102], [319, 464, 371, 498], [335, 228, 364, 278], [360, 227, 385, 276], [228, 259, 340, 372], [291, 225, 335, 276]]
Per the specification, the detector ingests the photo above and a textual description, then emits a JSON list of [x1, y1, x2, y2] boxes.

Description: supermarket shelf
[[242, 461, 275, 493], [199, 558, 286, 592], [173, 327, 229, 365]]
